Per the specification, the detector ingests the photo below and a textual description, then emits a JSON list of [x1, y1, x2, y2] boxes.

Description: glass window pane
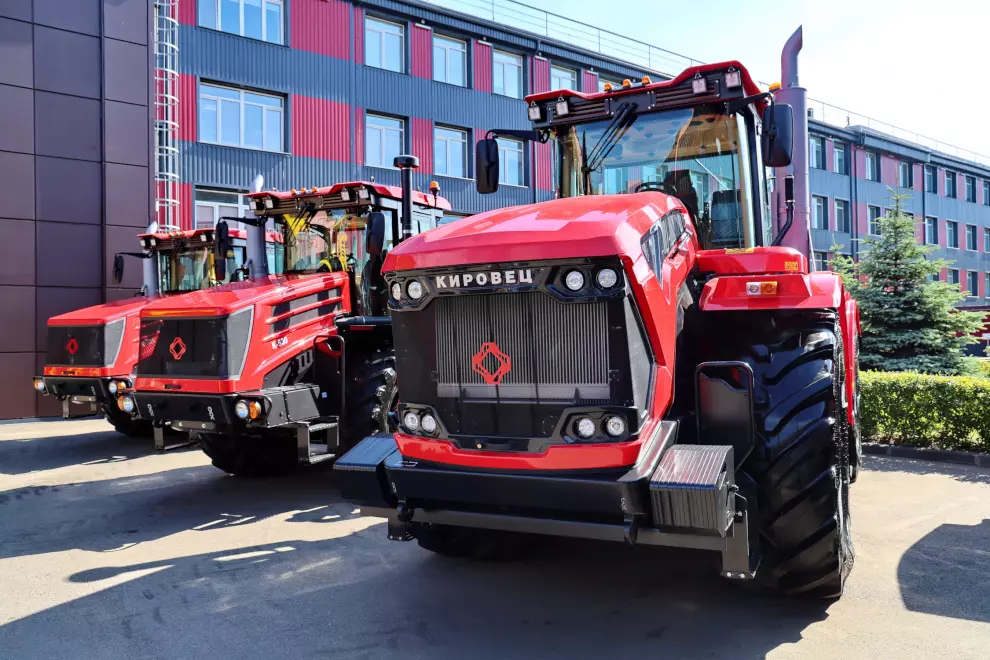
[[200, 98, 217, 142], [450, 49, 464, 85], [384, 33, 403, 72], [450, 141, 464, 177], [433, 45, 445, 81], [434, 137, 447, 174], [366, 128, 381, 166], [384, 127, 401, 162], [219, 204, 239, 220], [365, 31, 380, 68], [506, 64, 519, 98], [195, 205, 215, 228], [197, 190, 239, 204], [244, 104, 263, 149], [220, 99, 240, 145], [244, 0, 262, 39], [244, 91, 280, 108], [265, 1, 281, 44], [205, 84, 240, 100], [199, 0, 217, 29], [221, 0, 239, 33], [264, 108, 281, 151]]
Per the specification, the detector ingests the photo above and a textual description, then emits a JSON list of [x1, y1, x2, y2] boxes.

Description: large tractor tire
[[711, 309, 854, 599], [195, 431, 296, 478], [104, 406, 153, 438], [339, 344, 396, 450]]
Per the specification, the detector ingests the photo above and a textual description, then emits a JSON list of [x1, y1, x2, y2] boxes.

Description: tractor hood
[[47, 296, 150, 326], [383, 192, 686, 272]]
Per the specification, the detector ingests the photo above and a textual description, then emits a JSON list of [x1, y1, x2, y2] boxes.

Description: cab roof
[[248, 180, 452, 213]]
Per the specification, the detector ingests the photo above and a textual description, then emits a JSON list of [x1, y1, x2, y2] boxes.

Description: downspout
[[773, 27, 810, 257]]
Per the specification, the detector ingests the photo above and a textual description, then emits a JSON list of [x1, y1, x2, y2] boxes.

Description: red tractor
[[33, 226, 270, 439], [119, 179, 449, 475], [334, 29, 863, 598]]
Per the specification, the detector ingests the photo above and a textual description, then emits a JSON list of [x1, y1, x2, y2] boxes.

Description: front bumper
[[334, 423, 757, 579], [34, 375, 114, 418]]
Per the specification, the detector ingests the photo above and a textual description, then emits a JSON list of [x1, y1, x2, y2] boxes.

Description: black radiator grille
[[435, 292, 609, 400]]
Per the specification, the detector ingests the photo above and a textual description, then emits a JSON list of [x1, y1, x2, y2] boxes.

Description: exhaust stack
[[773, 27, 810, 259], [246, 173, 269, 278], [394, 155, 420, 244]]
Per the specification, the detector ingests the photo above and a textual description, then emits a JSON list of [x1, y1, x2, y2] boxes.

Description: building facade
[[0, 0, 155, 419]]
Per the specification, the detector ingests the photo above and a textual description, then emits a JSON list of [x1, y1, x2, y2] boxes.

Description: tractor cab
[[476, 63, 794, 250]]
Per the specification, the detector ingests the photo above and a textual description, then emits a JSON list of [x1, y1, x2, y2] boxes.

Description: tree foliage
[[831, 190, 983, 375]]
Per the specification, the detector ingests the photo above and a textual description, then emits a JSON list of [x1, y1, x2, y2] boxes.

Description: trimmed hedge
[[861, 371, 990, 452]]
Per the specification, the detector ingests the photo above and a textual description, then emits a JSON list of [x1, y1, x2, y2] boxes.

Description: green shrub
[[860, 370, 990, 452], [977, 360, 990, 379]]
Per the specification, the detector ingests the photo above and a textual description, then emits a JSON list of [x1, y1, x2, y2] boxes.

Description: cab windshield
[[556, 106, 757, 249], [282, 209, 372, 278], [157, 245, 246, 293]]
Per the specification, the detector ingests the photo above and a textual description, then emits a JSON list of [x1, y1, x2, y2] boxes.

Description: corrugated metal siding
[[410, 24, 432, 79], [291, 94, 350, 162], [178, 73, 197, 142], [291, 0, 350, 60], [179, 183, 193, 230], [353, 5, 364, 65], [353, 107, 364, 165], [581, 70, 598, 93], [177, 0, 194, 26], [535, 140, 552, 191], [411, 117, 433, 173], [473, 40, 492, 93], [531, 56, 550, 94]]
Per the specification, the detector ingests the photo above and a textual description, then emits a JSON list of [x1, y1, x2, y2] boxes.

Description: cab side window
[[640, 210, 687, 283]]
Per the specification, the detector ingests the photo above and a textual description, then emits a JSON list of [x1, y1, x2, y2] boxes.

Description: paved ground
[[1, 419, 989, 659]]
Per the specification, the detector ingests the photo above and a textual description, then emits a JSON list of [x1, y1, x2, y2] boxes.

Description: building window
[[946, 220, 959, 248], [966, 224, 978, 251], [984, 181, 990, 205], [365, 114, 404, 168], [898, 161, 912, 188], [864, 153, 879, 182], [925, 217, 938, 245], [497, 136, 524, 186], [365, 17, 404, 73], [195, 189, 249, 229], [550, 65, 576, 91], [434, 126, 467, 178], [835, 199, 850, 233], [948, 268, 960, 285], [198, 0, 283, 44], [810, 137, 824, 170], [925, 165, 937, 192], [433, 35, 466, 86], [945, 170, 957, 198], [814, 251, 830, 271], [868, 205, 881, 235], [833, 142, 847, 175], [986, 273, 990, 297], [968, 271, 979, 297], [986, 228, 990, 252], [812, 195, 828, 230], [493, 50, 522, 99], [966, 175, 977, 202], [198, 83, 283, 152]]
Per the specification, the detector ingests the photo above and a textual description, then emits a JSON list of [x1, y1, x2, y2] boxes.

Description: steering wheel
[[633, 180, 667, 193]]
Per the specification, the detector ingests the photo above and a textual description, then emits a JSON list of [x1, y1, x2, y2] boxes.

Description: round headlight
[[421, 414, 438, 434], [564, 270, 585, 292], [120, 395, 135, 414], [604, 415, 626, 437], [575, 417, 596, 439], [108, 381, 118, 394], [596, 268, 619, 289], [391, 282, 402, 300], [33, 378, 46, 392], [407, 280, 424, 300], [234, 400, 250, 419], [403, 411, 420, 431]]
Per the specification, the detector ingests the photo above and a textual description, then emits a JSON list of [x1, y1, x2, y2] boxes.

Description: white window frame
[[433, 34, 467, 86], [199, 0, 283, 44], [948, 268, 960, 286], [835, 199, 850, 233], [365, 17, 405, 73], [925, 216, 938, 245], [433, 125, 468, 178], [833, 142, 847, 174], [865, 153, 879, 182], [985, 228, 990, 252], [365, 113, 405, 169], [898, 161, 911, 188], [966, 176, 977, 202], [945, 170, 957, 198], [198, 83, 284, 152], [497, 137, 525, 187], [194, 188, 250, 230], [946, 220, 959, 248], [925, 165, 937, 192], [966, 224, 978, 251], [550, 65, 576, 91], [812, 195, 828, 230], [868, 205, 881, 235], [967, 271, 979, 297], [493, 50, 522, 99], [810, 137, 824, 170]]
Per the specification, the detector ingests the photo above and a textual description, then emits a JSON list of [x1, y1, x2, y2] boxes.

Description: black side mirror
[[761, 103, 794, 168], [112, 254, 125, 285], [366, 211, 386, 256], [475, 137, 500, 194], [214, 220, 230, 281]]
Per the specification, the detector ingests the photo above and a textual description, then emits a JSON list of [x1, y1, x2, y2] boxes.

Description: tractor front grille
[[137, 308, 252, 379], [46, 320, 125, 367]]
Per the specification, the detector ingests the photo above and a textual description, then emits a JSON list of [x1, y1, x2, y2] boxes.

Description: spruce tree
[[831, 190, 983, 375]]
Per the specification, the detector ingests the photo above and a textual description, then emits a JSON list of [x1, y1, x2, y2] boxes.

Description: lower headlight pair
[[403, 411, 438, 434], [117, 395, 136, 414], [574, 415, 626, 439], [32, 378, 46, 393], [234, 399, 263, 420], [107, 379, 130, 395]]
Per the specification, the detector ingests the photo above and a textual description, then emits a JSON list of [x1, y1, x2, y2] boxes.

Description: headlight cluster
[[32, 378, 46, 393], [402, 409, 439, 435], [107, 379, 131, 395], [234, 399, 263, 420], [391, 280, 425, 302], [571, 414, 627, 441], [117, 394, 136, 414], [561, 267, 621, 293]]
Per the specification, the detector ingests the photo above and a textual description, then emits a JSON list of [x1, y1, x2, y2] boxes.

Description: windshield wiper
[[582, 101, 636, 180]]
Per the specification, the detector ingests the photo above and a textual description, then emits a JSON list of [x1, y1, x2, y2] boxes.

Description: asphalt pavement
[[1, 418, 989, 659]]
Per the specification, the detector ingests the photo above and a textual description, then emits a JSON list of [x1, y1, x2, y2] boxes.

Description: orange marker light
[[768, 82, 782, 92], [745, 281, 778, 296], [621, 79, 632, 88], [641, 76, 652, 85], [603, 82, 613, 92]]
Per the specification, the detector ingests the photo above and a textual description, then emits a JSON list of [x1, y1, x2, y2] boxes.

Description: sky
[[519, 0, 990, 158]]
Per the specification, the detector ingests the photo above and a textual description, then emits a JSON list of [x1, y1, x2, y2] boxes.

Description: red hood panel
[[384, 193, 685, 272], [48, 296, 150, 326], [139, 273, 346, 316]]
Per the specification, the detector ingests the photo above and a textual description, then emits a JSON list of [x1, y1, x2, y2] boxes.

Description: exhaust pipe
[[246, 173, 269, 278], [393, 155, 420, 244], [773, 26, 810, 258]]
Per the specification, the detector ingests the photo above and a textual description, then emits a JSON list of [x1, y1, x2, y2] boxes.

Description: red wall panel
[[913, 163, 924, 193], [179, 183, 193, 231], [581, 70, 598, 93], [354, 6, 364, 65], [473, 41, 492, 93], [825, 139, 834, 173], [178, 73, 197, 142], [535, 140, 553, 191], [291, 95, 350, 162], [939, 219, 947, 246], [411, 117, 433, 173], [915, 216, 924, 244], [177, 0, 195, 26], [938, 167, 945, 196], [531, 56, 550, 94], [880, 154, 897, 186], [855, 202, 868, 236], [853, 147, 866, 181], [291, 0, 350, 60], [354, 108, 365, 165], [410, 24, 432, 79]]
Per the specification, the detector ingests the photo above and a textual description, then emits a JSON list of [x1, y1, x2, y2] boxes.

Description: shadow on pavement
[[0, 425, 174, 476], [1, 530, 831, 660], [864, 455, 990, 485], [897, 518, 990, 623]]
